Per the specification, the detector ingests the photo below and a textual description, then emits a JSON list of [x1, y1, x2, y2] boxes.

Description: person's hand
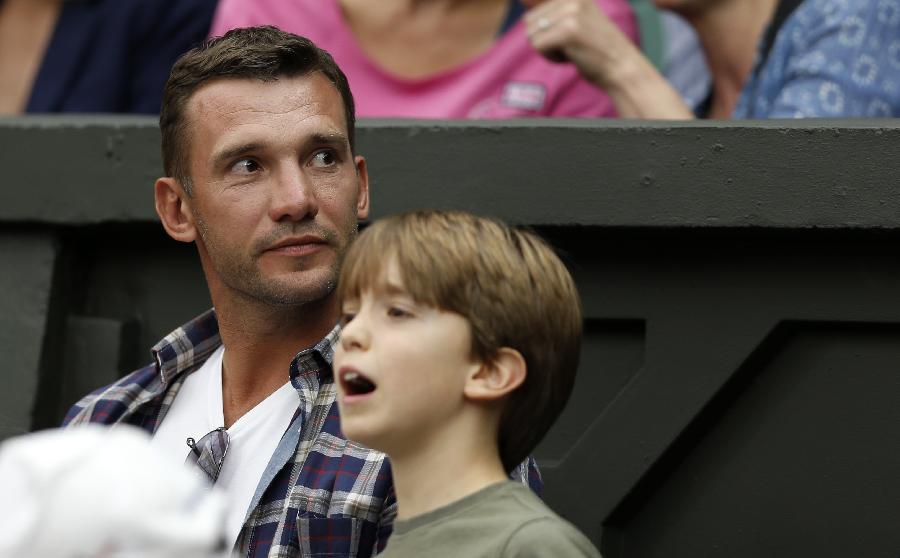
[[523, 0, 695, 119], [522, 0, 634, 89]]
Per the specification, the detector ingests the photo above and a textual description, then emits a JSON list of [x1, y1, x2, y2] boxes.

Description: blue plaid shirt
[[64, 309, 542, 557]]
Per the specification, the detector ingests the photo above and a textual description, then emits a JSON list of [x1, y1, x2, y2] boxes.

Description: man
[[522, 0, 900, 118], [63, 26, 540, 557]]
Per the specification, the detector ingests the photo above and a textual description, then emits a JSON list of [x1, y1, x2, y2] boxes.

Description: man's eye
[[230, 159, 260, 174], [311, 150, 336, 168]]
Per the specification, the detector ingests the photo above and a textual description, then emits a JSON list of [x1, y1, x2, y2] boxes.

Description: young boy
[[334, 210, 600, 557]]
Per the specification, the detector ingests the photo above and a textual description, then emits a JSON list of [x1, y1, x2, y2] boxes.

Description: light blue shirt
[[734, 0, 900, 118]]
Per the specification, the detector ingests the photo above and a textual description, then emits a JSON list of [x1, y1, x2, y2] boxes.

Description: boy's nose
[[339, 313, 370, 351]]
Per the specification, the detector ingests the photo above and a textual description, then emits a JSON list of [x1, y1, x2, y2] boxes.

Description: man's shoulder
[[62, 362, 163, 427], [61, 309, 222, 428]]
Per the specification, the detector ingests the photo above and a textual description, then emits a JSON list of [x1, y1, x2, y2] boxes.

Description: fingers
[[523, 0, 583, 62], [523, 0, 612, 36], [523, 0, 589, 43], [526, 19, 573, 61], [523, 0, 630, 86], [523, 0, 567, 29]]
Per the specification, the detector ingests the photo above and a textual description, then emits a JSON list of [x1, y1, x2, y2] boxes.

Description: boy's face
[[334, 260, 482, 454]]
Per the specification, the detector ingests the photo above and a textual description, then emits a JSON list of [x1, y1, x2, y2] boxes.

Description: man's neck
[[214, 292, 339, 428], [387, 415, 509, 521], [684, 0, 779, 118]]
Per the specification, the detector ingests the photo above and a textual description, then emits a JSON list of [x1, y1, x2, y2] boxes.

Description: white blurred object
[[0, 424, 227, 558]]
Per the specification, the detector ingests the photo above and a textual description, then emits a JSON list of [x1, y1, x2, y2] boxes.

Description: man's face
[[181, 73, 369, 307]]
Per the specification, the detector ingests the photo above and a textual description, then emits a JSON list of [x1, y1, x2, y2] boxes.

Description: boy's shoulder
[[382, 482, 601, 558], [502, 512, 602, 558], [494, 483, 602, 557]]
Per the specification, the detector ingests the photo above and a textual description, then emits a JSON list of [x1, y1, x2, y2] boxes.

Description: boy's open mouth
[[340, 370, 376, 396]]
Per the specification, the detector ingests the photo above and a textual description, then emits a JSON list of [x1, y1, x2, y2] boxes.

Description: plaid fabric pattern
[[186, 426, 230, 483], [63, 308, 542, 557]]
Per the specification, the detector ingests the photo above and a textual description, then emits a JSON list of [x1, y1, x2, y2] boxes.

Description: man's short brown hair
[[338, 210, 583, 472], [159, 25, 356, 194]]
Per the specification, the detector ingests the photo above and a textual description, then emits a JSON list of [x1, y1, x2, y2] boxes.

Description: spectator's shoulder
[[788, 0, 894, 36], [62, 362, 161, 426]]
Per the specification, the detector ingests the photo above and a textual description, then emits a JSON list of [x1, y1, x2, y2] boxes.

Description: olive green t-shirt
[[380, 481, 601, 557]]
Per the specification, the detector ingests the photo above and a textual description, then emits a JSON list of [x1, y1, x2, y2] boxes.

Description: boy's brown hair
[[338, 210, 583, 472], [159, 25, 355, 195]]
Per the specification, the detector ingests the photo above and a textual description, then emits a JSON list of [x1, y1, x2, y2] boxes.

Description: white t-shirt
[[151, 346, 299, 547]]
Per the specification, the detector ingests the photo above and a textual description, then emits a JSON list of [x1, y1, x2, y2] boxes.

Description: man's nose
[[268, 164, 319, 222]]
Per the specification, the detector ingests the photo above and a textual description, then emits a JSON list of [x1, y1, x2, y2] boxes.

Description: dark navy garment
[[500, 1, 526, 36], [23, 0, 217, 114]]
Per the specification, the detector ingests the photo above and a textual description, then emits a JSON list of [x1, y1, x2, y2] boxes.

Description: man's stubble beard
[[195, 214, 359, 308]]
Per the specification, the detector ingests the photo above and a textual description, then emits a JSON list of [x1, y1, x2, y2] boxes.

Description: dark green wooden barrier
[[2, 117, 898, 557]]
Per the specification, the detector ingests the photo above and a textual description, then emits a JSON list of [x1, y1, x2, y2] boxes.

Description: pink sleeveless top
[[210, 0, 638, 119]]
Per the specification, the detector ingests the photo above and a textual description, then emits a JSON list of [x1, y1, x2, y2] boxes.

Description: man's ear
[[464, 348, 527, 402], [154, 177, 197, 243], [354, 155, 370, 221]]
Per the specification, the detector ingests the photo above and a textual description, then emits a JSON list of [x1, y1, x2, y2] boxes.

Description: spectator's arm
[[523, 0, 694, 119]]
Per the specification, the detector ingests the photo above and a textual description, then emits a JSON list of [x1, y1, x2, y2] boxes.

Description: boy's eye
[[387, 307, 411, 318], [339, 312, 356, 326]]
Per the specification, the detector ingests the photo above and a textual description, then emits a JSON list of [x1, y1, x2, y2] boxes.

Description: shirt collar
[[150, 308, 341, 388], [152, 308, 221, 386], [290, 323, 340, 389]]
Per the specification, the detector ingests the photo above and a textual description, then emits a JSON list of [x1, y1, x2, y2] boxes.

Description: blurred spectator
[[0, 425, 226, 558], [0, 0, 217, 115], [659, 10, 711, 113], [625, 0, 711, 112], [209, 0, 638, 118], [523, 0, 900, 118], [734, 0, 900, 118]]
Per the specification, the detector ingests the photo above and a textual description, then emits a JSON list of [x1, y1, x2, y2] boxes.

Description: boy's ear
[[154, 177, 197, 243], [464, 348, 526, 402]]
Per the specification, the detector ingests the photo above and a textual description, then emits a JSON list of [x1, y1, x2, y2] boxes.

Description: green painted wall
[[1, 118, 898, 557]]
